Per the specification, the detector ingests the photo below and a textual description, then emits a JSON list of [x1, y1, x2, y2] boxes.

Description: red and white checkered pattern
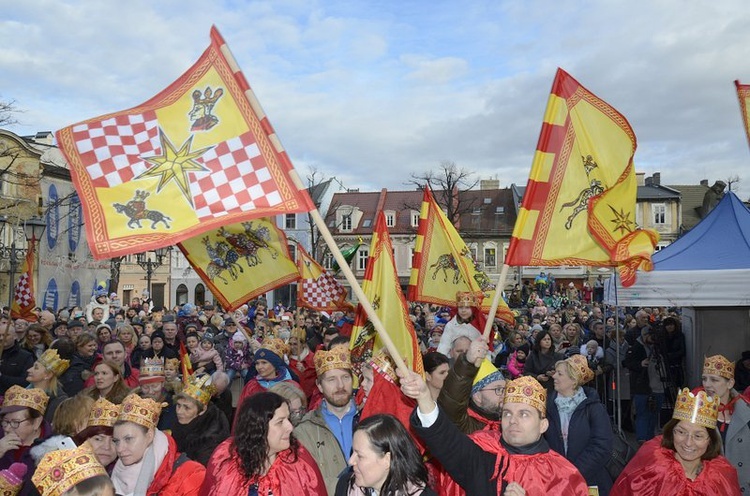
[[71, 111, 160, 188], [14, 273, 32, 307], [191, 132, 282, 220], [300, 272, 346, 310]]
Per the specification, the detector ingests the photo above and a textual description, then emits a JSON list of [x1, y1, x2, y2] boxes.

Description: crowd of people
[[0, 282, 746, 495]]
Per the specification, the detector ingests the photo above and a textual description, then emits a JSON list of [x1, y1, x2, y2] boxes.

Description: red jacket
[[147, 433, 206, 496], [199, 438, 326, 496]]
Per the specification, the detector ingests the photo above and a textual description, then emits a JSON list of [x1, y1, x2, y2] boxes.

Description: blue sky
[[2, 0, 749, 194]]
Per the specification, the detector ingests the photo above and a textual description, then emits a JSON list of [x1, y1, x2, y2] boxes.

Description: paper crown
[[472, 359, 505, 395], [314, 345, 352, 376], [164, 358, 180, 370], [291, 327, 307, 342], [703, 355, 735, 380], [566, 354, 595, 386], [32, 442, 107, 496], [37, 349, 70, 377], [456, 291, 479, 308], [87, 398, 121, 428], [0, 463, 26, 496], [672, 388, 720, 429], [1, 386, 49, 415], [503, 376, 547, 416], [139, 358, 166, 385], [181, 374, 215, 406], [118, 394, 162, 430], [258, 338, 289, 359], [370, 351, 398, 384]]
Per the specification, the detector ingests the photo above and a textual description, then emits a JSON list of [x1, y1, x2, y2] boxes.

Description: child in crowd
[[189, 334, 224, 374], [507, 344, 529, 379], [223, 332, 253, 383], [164, 357, 182, 393]]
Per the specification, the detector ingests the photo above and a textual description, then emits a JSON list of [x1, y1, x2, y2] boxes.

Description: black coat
[[59, 352, 95, 397], [0, 343, 34, 394], [524, 350, 563, 391], [334, 468, 438, 496], [622, 340, 652, 396], [545, 387, 614, 495], [171, 403, 230, 466]]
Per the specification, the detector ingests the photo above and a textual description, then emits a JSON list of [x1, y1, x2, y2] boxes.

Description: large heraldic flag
[[505, 68, 658, 287], [56, 27, 314, 259], [296, 245, 348, 312], [735, 80, 750, 149]]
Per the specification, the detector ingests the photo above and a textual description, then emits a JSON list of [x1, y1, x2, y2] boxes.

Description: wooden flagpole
[[483, 263, 510, 339]]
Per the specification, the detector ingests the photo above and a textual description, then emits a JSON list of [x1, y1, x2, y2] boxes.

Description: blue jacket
[[545, 387, 614, 495]]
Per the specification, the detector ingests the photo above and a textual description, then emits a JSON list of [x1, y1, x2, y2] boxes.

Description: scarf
[[111, 429, 169, 496], [468, 405, 501, 431], [257, 367, 293, 390], [554, 387, 587, 454]]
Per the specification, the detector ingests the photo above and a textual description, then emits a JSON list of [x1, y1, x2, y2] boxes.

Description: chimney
[[644, 176, 653, 187], [636, 172, 645, 186], [480, 179, 500, 190], [652, 172, 660, 185], [700, 179, 708, 187]]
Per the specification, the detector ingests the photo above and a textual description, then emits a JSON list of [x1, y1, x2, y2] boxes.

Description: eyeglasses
[[1, 418, 30, 429], [673, 427, 709, 442], [481, 386, 506, 396]]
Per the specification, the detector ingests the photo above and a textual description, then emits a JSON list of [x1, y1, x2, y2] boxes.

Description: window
[[409, 247, 415, 268], [341, 214, 352, 231], [287, 243, 297, 261], [484, 247, 497, 267], [495, 206, 505, 214], [385, 212, 395, 227], [358, 248, 369, 271], [285, 213, 296, 229], [323, 252, 334, 269], [653, 204, 666, 225], [483, 197, 491, 204], [469, 244, 478, 262], [411, 211, 420, 228]]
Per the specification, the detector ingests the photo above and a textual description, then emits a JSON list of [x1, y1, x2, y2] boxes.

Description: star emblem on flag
[[608, 204, 635, 235], [137, 129, 212, 206]]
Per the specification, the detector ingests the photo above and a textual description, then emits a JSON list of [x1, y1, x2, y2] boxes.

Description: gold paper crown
[[32, 442, 107, 496], [672, 388, 720, 429], [37, 349, 70, 377], [0, 463, 26, 496], [503, 376, 547, 416], [181, 374, 215, 406], [118, 394, 162, 430], [291, 327, 307, 342], [703, 355, 735, 380], [164, 358, 180, 371], [566, 354, 595, 386], [314, 345, 352, 376], [370, 351, 398, 384], [456, 291, 479, 308], [139, 357, 165, 384], [1, 386, 49, 415], [87, 398, 121, 428], [258, 338, 289, 359]]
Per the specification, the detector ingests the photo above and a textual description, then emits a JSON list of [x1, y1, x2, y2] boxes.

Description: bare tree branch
[[406, 160, 479, 225]]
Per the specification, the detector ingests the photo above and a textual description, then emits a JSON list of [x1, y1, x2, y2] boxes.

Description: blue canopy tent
[[605, 192, 750, 384]]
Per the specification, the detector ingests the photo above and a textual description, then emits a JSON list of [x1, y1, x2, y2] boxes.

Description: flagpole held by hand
[[483, 263, 510, 340]]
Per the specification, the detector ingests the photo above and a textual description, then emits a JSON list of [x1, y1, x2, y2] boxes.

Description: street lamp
[[0, 216, 47, 312], [136, 247, 170, 300]]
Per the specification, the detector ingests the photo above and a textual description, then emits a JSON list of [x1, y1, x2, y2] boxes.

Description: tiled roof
[[636, 184, 681, 200]]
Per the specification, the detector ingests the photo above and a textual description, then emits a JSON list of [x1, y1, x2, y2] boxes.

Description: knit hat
[[232, 332, 247, 343], [472, 359, 505, 395], [0, 463, 26, 496]]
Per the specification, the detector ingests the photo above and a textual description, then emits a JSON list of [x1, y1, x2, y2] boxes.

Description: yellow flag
[[178, 217, 298, 311], [505, 68, 658, 287], [350, 212, 423, 375], [407, 188, 515, 324]]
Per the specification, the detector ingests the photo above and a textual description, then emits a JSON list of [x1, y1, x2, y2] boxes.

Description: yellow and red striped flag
[[735, 80, 750, 149], [178, 217, 299, 312], [10, 237, 38, 322], [55, 27, 314, 259], [296, 245, 349, 311], [505, 68, 658, 287], [349, 212, 424, 376], [407, 187, 515, 324]]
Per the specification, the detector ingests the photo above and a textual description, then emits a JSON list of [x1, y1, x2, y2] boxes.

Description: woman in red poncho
[[200, 391, 326, 496], [611, 388, 741, 495]]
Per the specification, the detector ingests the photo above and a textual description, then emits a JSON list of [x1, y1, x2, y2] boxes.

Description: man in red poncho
[[400, 370, 588, 495]]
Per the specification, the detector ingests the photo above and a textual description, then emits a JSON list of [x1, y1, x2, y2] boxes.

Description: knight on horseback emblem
[[113, 190, 171, 229], [559, 154, 606, 230]]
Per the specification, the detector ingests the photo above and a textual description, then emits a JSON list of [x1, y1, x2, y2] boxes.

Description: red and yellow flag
[[55, 27, 314, 259], [296, 245, 349, 311], [179, 341, 193, 383], [407, 188, 515, 324], [178, 217, 299, 311], [349, 212, 424, 376], [505, 68, 658, 287], [735, 80, 750, 149], [10, 237, 37, 322]]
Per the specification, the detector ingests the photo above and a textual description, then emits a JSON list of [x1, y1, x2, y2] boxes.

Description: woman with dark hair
[[335, 414, 435, 496], [612, 388, 741, 494], [422, 352, 450, 401], [200, 391, 326, 495], [145, 330, 178, 361], [524, 330, 563, 392]]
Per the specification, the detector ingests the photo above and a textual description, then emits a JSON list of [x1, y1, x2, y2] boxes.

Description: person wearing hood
[[236, 338, 299, 410], [436, 292, 483, 357], [85, 290, 109, 325]]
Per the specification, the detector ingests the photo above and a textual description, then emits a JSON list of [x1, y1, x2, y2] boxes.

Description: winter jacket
[[85, 295, 109, 323], [42, 385, 69, 425], [189, 347, 223, 373], [438, 354, 500, 434], [146, 433, 205, 496], [507, 352, 526, 379], [59, 352, 95, 397], [294, 407, 353, 496], [0, 421, 52, 496], [622, 339, 653, 396], [524, 350, 563, 392], [222, 345, 252, 372], [724, 394, 750, 493], [0, 343, 34, 395], [545, 387, 614, 495], [171, 403, 230, 466]]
